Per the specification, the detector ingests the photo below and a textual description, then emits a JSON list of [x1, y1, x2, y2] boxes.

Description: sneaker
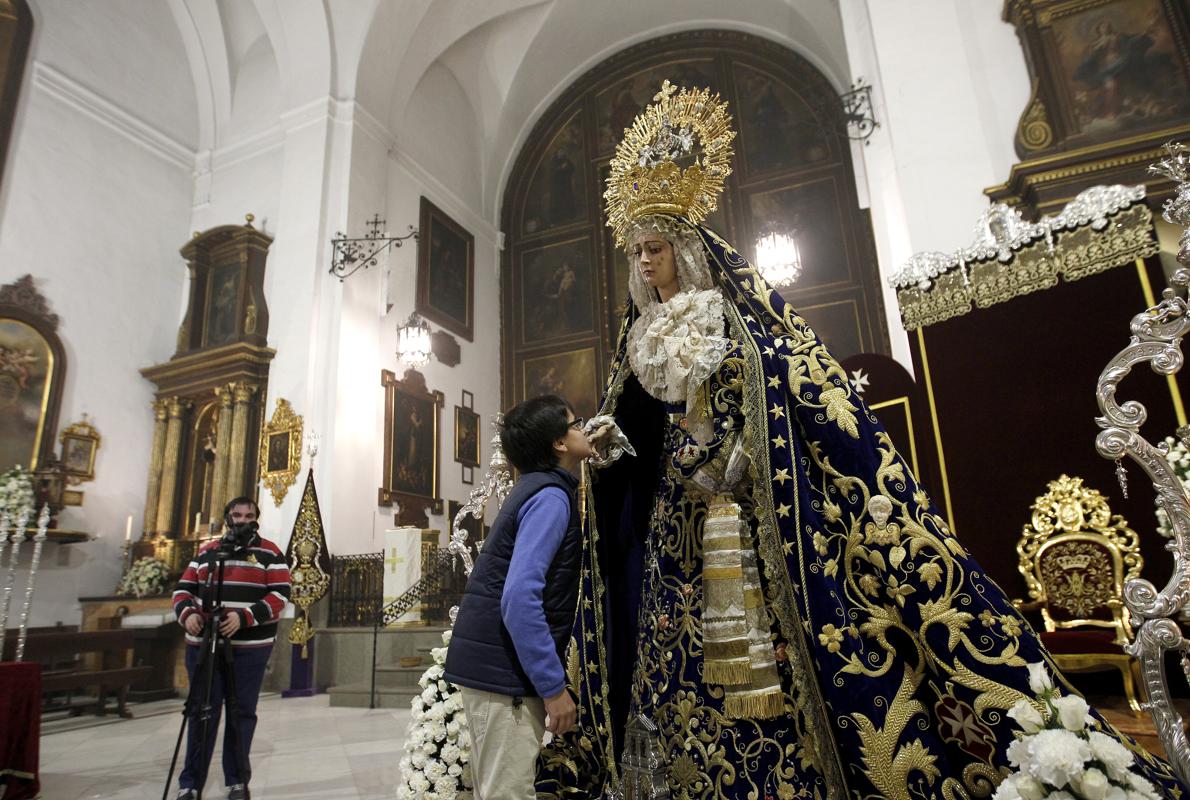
[[175, 791, 197, 800], [227, 785, 250, 800]]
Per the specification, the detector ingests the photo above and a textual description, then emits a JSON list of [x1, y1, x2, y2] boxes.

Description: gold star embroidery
[[783, 540, 795, 555], [769, 403, 785, 420], [773, 468, 791, 485], [767, 375, 781, 389], [763, 346, 775, 357], [776, 503, 792, 518], [771, 435, 787, 449], [584, 631, 595, 643]]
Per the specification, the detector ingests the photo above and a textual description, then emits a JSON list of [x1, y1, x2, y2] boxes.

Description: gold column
[[141, 400, 168, 535], [206, 384, 235, 524], [224, 382, 257, 501], [155, 397, 190, 535]]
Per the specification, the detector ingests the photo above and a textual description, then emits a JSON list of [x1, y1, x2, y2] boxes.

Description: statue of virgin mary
[[534, 81, 1185, 799]]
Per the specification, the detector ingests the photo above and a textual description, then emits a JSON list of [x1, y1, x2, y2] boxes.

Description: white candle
[[194, 511, 202, 532], [125, 515, 132, 541]]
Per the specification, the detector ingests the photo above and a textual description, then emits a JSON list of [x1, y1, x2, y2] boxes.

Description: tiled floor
[[39, 695, 411, 799]]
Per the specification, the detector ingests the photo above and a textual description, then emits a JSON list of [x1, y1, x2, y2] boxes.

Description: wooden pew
[[2, 629, 153, 717]]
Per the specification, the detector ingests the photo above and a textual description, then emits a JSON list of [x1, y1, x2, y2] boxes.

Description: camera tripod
[[162, 548, 251, 800]]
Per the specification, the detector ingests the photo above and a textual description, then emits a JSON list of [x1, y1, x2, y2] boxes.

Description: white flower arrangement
[[1155, 435, 1190, 539], [0, 465, 35, 524], [994, 662, 1161, 800], [395, 628, 473, 800], [117, 556, 170, 598]]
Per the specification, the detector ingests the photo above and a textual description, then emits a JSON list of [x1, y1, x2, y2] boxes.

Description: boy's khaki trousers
[[460, 687, 546, 799]]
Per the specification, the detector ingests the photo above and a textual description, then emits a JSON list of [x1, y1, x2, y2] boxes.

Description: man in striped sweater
[[172, 496, 291, 800]]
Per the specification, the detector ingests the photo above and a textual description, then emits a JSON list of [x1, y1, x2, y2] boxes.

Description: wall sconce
[[397, 313, 432, 367], [755, 232, 802, 288], [329, 214, 418, 281]]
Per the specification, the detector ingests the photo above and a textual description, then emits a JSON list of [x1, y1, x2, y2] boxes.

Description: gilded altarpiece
[[136, 219, 275, 571], [500, 30, 887, 412]]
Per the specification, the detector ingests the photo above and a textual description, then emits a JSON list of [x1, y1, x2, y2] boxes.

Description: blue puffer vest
[[444, 468, 582, 697]]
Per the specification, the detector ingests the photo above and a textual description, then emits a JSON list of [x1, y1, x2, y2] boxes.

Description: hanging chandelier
[[397, 313, 432, 367], [755, 232, 802, 288]]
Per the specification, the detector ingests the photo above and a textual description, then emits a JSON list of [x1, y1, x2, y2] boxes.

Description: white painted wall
[[840, 0, 1031, 366], [0, 4, 196, 626]]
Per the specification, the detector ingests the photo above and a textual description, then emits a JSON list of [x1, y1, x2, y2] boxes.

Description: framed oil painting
[[454, 405, 480, 468], [417, 197, 474, 341], [522, 347, 599, 421], [204, 262, 241, 348], [521, 109, 588, 236], [519, 236, 596, 346], [1049, 0, 1190, 142], [381, 368, 444, 516], [259, 398, 303, 507], [60, 415, 101, 483], [0, 275, 66, 474]]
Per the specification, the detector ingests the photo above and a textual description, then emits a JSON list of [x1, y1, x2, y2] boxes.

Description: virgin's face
[[631, 234, 678, 297]]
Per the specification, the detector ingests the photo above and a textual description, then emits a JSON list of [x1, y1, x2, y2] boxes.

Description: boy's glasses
[[569, 417, 586, 430]]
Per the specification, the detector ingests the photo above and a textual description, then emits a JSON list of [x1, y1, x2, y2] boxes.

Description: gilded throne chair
[[1013, 475, 1146, 712]]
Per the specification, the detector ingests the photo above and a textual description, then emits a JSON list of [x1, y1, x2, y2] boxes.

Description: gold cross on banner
[[385, 546, 404, 574]]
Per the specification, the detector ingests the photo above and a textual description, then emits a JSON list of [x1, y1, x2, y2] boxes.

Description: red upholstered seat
[[1040, 629, 1123, 655]]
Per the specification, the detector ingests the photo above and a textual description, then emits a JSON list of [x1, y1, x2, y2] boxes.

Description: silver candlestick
[[1093, 141, 1190, 784], [14, 505, 50, 662], [447, 415, 514, 625], [0, 504, 31, 657]]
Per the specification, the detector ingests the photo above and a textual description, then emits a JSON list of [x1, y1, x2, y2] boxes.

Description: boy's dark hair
[[500, 394, 573, 473]]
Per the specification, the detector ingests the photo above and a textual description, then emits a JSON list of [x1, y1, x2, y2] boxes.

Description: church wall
[[840, 0, 1031, 366], [0, 60, 194, 626]]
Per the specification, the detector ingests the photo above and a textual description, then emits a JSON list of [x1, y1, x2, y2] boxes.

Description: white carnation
[[441, 629, 453, 645], [1016, 775, 1045, 800], [1071, 767, 1109, 800], [1008, 699, 1045, 734], [993, 774, 1024, 800], [441, 743, 461, 764], [448, 763, 462, 776], [409, 773, 430, 793], [421, 686, 438, 703], [425, 664, 444, 680], [410, 751, 427, 769], [424, 760, 447, 780], [1052, 694, 1091, 732], [437, 680, 450, 693], [1025, 729, 1090, 788], [446, 720, 461, 736], [1046, 793, 1075, 800], [1007, 737, 1032, 769], [1027, 662, 1054, 695], [1127, 772, 1160, 800], [1088, 731, 1134, 782]]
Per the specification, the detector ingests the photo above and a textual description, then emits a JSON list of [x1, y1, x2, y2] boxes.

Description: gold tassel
[[724, 688, 786, 720], [704, 660, 753, 686]]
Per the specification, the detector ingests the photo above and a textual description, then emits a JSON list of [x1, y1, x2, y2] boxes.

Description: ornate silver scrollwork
[[447, 415, 514, 625], [1094, 141, 1190, 784]]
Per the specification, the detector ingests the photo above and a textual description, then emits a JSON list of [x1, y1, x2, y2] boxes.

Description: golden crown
[[604, 80, 735, 246]]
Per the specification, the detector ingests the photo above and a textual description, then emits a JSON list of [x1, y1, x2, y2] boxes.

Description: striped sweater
[[172, 534, 292, 647]]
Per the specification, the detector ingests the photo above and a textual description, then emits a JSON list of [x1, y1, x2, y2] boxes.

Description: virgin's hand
[[586, 422, 614, 450]]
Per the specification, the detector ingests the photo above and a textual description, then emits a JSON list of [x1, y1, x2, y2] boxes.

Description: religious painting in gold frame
[[521, 347, 599, 421], [259, 398, 302, 506], [380, 368, 444, 516], [0, 275, 65, 473], [59, 415, 100, 484], [417, 197, 474, 342], [454, 390, 479, 468]]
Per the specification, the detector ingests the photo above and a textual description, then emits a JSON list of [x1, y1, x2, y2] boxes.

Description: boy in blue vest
[[445, 394, 594, 799]]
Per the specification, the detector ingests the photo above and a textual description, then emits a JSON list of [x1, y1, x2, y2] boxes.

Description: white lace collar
[[627, 287, 730, 407]]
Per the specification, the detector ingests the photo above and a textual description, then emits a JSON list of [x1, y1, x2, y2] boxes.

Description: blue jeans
[[179, 643, 272, 791]]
